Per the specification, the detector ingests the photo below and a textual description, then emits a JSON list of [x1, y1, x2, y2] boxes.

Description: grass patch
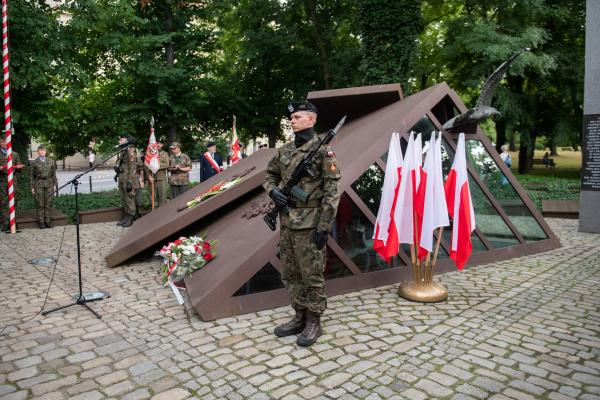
[[513, 174, 580, 209]]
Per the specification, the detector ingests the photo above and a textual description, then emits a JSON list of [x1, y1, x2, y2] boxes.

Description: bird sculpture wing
[[475, 48, 530, 109]]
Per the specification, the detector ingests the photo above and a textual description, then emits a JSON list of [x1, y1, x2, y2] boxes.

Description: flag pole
[[2, 0, 16, 234], [428, 227, 443, 284]]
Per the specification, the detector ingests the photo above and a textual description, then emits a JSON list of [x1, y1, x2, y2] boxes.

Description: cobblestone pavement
[[1, 218, 599, 400]]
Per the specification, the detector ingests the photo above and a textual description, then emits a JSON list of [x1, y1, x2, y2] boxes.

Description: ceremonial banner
[[144, 118, 160, 174], [230, 116, 241, 164], [394, 133, 419, 244]]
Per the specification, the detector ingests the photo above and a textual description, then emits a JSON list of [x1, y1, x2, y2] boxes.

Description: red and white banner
[[444, 133, 476, 270], [2, 0, 15, 233], [230, 116, 241, 164], [144, 124, 160, 174], [373, 132, 403, 262], [394, 132, 421, 245], [419, 133, 449, 257]]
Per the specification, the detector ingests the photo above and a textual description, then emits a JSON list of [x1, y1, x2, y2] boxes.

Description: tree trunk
[[547, 134, 558, 156], [267, 125, 279, 148], [518, 127, 537, 174], [165, 2, 177, 141], [509, 130, 516, 151], [495, 119, 506, 153], [304, 0, 332, 89]]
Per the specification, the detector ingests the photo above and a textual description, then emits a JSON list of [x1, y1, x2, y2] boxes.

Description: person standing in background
[[147, 137, 170, 207], [168, 142, 192, 198], [200, 141, 223, 182], [30, 144, 58, 229]]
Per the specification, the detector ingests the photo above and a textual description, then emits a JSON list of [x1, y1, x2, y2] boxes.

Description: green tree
[[357, 0, 423, 91], [6, 0, 65, 156]]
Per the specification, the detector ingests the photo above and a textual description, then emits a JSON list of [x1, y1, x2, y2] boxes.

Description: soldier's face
[[0, 140, 5, 149], [38, 149, 47, 157], [290, 111, 316, 132]]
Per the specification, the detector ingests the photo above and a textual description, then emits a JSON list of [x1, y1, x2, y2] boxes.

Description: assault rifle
[[264, 115, 346, 231]]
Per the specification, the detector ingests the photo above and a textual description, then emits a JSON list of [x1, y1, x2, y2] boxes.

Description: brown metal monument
[[105, 82, 560, 321]]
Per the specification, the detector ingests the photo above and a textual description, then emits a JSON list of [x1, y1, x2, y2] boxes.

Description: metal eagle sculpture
[[443, 48, 530, 131]]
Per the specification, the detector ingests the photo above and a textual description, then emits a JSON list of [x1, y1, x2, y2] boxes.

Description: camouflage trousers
[[118, 181, 136, 215], [154, 180, 168, 207], [280, 227, 327, 314], [33, 184, 54, 224]]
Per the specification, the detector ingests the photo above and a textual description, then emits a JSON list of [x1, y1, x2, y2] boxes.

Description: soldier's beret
[[37, 144, 46, 150], [126, 136, 137, 145], [206, 141, 216, 148], [287, 101, 318, 119]]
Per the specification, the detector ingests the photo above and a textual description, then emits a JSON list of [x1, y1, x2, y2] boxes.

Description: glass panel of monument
[[334, 193, 405, 273], [351, 164, 384, 216], [465, 140, 548, 242], [233, 263, 284, 296], [324, 248, 354, 280]]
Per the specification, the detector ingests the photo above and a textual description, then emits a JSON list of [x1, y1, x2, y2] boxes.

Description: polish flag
[[394, 132, 420, 245], [444, 133, 476, 270], [230, 116, 241, 164], [418, 133, 450, 258], [144, 126, 160, 174], [373, 132, 403, 262], [412, 134, 426, 255]]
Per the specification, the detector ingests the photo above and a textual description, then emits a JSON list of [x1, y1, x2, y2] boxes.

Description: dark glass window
[[233, 263, 284, 296], [334, 193, 405, 273], [465, 140, 547, 242], [351, 164, 384, 216], [324, 248, 353, 280]]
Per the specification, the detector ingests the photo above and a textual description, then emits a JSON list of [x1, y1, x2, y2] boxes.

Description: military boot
[[38, 222, 46, 229], [121, 214, 134, 227], [116, 217, 127, 226], [45, 220, 54, 228], [274, 310, 306, 337], [297, 311, 322, 347]]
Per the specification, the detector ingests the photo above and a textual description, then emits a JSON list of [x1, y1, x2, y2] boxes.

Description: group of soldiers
[[114, 134, 192, 228]]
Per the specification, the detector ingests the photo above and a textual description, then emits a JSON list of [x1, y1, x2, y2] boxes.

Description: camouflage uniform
[[263, 135, 341, 314], [116, 146, 142, 216], [0, 150, 23, 230], [169, 152, 192, 199], [30, 155, 58, 226]]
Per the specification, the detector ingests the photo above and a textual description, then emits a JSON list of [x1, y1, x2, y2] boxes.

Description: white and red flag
[[444, 133, 476, 270], [394, 132, 421, 245], [144, 117, 160, 174], [418, 133, 450, 258], [230, 116, 241, 164], [373, 132, 403, 262]]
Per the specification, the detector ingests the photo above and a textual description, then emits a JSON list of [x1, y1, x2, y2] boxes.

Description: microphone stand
[[42, 146, 126, 319]]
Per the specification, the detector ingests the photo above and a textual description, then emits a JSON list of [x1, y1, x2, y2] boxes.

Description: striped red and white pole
[[2, 0, 15, 234]]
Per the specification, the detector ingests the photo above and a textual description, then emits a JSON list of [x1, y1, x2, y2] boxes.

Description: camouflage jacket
[[0, 150, 23, 183], [263, 135, 341, 231], [169, 153, 192, 185], [117, 146, 142, 188], [30, 157, 57, 189]]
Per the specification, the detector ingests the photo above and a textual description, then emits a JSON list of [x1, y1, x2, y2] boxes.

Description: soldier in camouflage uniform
[[0, 136, 25, 232], [30, 144, 58, 229], [115, 135, 142, 227], [168, 142, 192, 199], [146, 137, 170, 207], [263, 101, 341, 347]]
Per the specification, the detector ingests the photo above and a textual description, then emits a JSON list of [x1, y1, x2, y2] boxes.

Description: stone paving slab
[[0, 218, 599, 399]]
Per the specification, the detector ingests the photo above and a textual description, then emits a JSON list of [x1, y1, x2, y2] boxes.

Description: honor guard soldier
[[0, 136, 25, 231], [30, 144, 58, 229], [115, 135, 142, 227], [168, 142, 192, 198], [263, 101, 341, 346]]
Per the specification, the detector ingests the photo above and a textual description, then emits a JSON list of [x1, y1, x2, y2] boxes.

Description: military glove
[[312, 230, 329, 250], [126, 181, 133, 193], [269, 188, 288, 207]]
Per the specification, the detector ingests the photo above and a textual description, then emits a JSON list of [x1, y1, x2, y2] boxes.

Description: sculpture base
[[397, 281, 448, 303]]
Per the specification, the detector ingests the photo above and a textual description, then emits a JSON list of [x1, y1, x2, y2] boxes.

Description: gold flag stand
[[398, 227, 448, 302]]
